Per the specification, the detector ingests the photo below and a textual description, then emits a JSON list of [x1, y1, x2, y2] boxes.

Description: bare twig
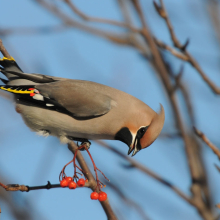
[[154, 0, 220, 94], [194, 127, 220, 161], [0, 182, 29, 192], [0, 182, 58, 192], [0, 181, 91, 192], [0, 25, 68, 36], [165, 62, 195, 125], [107, 181, 150, 220], [64, 0, 140, 33], [155, 0, 183, 48], [207, 0, 220, 49], [154, 38, 188, 61], [117, 0, 133, 26], [96, 140, 193, 205], [0, 39, 11, 59], [68, 142, 117, 220], [34, 0, 134, 46]]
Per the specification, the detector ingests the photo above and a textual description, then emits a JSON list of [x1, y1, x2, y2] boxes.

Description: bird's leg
[[79, 140, 91, 151], [67, 136, 91, 151]]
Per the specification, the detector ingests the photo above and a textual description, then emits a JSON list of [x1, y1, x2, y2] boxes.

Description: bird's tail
[[0, 57, 23, 83], [0, 57, 56, 84]]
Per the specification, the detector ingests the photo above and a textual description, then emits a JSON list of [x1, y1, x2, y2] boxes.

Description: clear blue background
[[0, 0, 220, 219]]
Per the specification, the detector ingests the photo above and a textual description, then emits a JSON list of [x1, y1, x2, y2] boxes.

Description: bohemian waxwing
[[0, 57, 165, 156]]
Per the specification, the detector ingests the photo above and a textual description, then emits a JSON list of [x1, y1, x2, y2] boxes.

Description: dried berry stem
[[59, 143, 109, 192]]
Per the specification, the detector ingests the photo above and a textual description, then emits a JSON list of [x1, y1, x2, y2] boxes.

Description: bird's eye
[[139, 127, 146, 134]]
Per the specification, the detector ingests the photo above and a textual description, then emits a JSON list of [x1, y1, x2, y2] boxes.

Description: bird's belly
[[16, 103, 116, 142]]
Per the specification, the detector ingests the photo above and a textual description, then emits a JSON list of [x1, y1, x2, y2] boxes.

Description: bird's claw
[[79, 141, 91, 151]]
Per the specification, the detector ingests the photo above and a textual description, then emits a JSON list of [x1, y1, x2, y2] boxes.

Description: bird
[[0, 57, 165, 156]]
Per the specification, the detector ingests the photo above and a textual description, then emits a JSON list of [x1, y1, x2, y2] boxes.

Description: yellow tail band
[[0, 57, 15, 61], [0, 86, 34, 94]]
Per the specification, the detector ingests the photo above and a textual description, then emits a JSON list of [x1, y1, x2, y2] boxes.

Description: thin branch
[[117, 0, 133, 26], [0, 181, 91, 192], [154, 0, 220, 94], [34, 0, 134, 47], [96, 140, 193, 205], [206, 0, 220, 49], [194, 127, 220, 161], [0, 182, 29, 192], [68, 142, 117, 220], [107, 181, 150, 220], [0, 25, 68, 36], [166, 62, 195, 125], [64, 0, 140, 33], [156, 0, 182, 48], [0, 39, 11, 58], [0, 182, 59, 192], [35, 0, 150, 57], [154, 38, 189, 61], [131, 0, 148, 29]]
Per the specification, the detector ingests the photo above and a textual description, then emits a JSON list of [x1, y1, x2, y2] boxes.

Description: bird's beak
[[127, 146, 133, 155], [127, 138, 141, 156], [131, 145, 140, 157]]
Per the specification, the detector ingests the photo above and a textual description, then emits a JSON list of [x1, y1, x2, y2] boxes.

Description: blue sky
[[0, 0, 220, 220]]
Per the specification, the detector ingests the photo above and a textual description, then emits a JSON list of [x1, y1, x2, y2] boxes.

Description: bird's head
[[128, 104, 165, 156]]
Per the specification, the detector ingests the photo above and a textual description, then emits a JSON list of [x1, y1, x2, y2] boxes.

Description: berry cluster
[[59, 143, 109, 202], [60, 176, 86, 189], [60, 176, 107, 201]]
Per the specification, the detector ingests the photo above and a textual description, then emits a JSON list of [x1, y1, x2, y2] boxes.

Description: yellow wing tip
[[0, 57, 15, 61]]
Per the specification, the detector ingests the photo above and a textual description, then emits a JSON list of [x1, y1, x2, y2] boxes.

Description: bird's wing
[[35, 80, 112, 119], [0, 58, 113, 118]]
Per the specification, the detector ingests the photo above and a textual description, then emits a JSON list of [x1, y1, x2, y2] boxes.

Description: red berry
[[90, 192, 99, 200], [77, 178, 85, 187], [98, 192, 107, 201], [60, 179, 68, 188], [68, 180, 77, 189], [65, 176, 72, 183]]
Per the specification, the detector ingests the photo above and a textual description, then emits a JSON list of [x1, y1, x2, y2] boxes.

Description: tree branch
[[96, 140, 193, 205], [64, 0, 140, 33], [154, 0, 220, 94], [0, 39, 11, 59], [68, 142, 117, 220], [194, 127, 220, 161]]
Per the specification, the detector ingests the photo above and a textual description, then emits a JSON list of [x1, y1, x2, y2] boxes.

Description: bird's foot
[[77, 140, 91, 151], [67, 136, 91, 151]]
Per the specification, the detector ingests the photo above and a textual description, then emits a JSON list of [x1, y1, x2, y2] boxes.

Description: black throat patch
[[115, 127, 132, 147]]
